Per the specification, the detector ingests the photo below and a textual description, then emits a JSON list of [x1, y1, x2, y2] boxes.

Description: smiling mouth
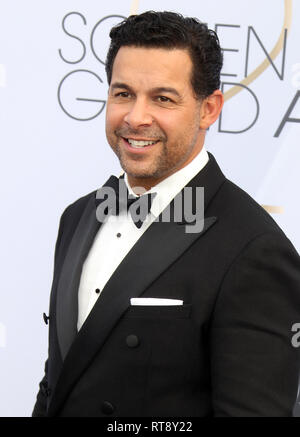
[[123, 137, 160, 149]]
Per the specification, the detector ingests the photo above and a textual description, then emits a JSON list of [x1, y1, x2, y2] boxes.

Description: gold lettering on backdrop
[[262, 205, 284, 214], [224, 0, 292, 101], [130, 0, 140, 15]]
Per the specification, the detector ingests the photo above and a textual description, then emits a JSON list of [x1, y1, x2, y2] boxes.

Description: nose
[[123, 98, 153, 129]]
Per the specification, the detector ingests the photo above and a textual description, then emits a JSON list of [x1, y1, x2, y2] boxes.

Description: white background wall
[[0, 0, 299, 416]]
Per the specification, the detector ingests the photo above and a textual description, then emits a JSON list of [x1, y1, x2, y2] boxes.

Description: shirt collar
[[124, 146, 209, 220]]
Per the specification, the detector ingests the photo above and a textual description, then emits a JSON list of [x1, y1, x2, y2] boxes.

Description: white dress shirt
[[77, 147, 209, 331]]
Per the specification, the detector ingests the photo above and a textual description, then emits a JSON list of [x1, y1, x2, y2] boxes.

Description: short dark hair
[[105, 11, 223, 99]]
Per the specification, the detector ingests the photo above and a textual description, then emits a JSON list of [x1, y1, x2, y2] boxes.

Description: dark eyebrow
[[150, 87, 181, 98], [110, 82, 133, 92], [110, 83, 181, 98]]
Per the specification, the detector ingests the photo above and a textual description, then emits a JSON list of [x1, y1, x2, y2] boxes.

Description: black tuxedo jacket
[[33, 153, 300, 417]]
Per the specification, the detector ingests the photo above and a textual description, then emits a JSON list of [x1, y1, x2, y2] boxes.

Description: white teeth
[[127, 139, 157, 148]]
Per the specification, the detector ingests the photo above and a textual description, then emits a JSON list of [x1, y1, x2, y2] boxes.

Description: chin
[[121, 162, 151, 177], [125, 170, 153, 179]]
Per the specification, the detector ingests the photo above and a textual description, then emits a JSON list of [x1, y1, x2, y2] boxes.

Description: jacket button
[[101, 401, 115, 415], [126, 334, 140, 348]]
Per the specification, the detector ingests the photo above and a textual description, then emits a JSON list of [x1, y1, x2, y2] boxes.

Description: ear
[[199, 90, 224, 130]]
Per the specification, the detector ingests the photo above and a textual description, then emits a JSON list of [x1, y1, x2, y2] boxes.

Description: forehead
[[111, 46, 193, 90]]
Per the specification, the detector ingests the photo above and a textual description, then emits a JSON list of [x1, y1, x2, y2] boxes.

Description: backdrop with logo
[[0, 0, 299, 416]]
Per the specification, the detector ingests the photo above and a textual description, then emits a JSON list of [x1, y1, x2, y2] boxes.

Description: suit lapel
[[49, 153, 226, 416], [56, 176, 120, 361], [56, 196, 100, 361], [49, 215, 217, 415]]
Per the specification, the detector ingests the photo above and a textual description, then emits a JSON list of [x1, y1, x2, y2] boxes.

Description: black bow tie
[[95, 175, 156, 229]]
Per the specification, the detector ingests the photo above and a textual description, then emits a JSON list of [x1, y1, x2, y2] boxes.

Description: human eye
[[157, 95, 172, 103], [114, 91, 131, 98]]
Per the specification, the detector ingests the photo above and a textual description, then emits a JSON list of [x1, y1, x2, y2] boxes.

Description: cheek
[[106, 105, 124, 130], [156, 111, 175, 128], [156, 111, 189, 139]]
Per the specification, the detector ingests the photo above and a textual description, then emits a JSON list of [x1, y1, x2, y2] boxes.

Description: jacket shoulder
[[214, 178, 285, 235], [52, 189, 97, 270], [61, 189, 97, 224]]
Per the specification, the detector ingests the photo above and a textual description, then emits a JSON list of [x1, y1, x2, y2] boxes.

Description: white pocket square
[[130, 298, 183, 306]]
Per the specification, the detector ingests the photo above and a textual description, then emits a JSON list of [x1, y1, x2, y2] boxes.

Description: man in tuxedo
[[33, 11, 300, 417]]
